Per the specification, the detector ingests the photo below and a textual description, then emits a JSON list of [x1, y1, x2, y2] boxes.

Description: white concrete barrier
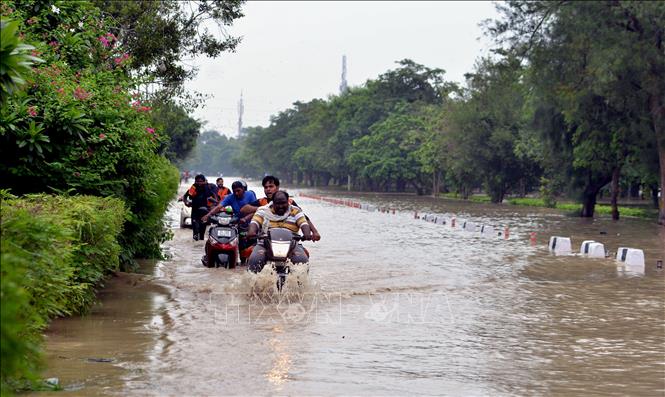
[[587, 242, 606, 258], [580, 240, 596, 254], [480, 225, 494, 237], [549, 236, 572, 254], [616, 247, 645, 269], [435, 216, 446, 225], [463, 221, 477, 232]]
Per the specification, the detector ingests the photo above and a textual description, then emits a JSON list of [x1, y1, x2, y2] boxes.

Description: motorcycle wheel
[[276, 275, 286, 292]]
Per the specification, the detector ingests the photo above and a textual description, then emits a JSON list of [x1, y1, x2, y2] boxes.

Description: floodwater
[[33, 181, 665, 396]]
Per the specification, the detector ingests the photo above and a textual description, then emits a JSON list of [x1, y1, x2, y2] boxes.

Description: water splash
[[226, 261, 317, 303]]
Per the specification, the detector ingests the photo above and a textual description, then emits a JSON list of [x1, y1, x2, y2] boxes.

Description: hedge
[[0, 193, 125, 394]]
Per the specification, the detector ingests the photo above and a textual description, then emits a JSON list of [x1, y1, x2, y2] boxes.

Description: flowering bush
[[0, 0, 178, 267]]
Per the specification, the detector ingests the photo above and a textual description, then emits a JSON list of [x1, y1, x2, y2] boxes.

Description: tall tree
[[490, 1, 664, 221], [94, 0, 244, 103]]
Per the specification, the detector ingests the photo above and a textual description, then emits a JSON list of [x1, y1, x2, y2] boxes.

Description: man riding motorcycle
[[203, 180, 256, 222], [246, 190, 311, 273]]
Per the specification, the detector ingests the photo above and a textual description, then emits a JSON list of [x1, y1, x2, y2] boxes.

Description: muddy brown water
[[31, 181, 664, 396]]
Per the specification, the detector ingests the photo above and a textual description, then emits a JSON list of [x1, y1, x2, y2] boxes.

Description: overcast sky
[[186, 1, 500, 136]]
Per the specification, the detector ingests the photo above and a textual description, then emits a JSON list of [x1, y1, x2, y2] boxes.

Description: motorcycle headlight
[[271, 241, 290, 259]]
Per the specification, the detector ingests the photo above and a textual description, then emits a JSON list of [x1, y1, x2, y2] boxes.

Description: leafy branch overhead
[[93, 0, 245, 101]]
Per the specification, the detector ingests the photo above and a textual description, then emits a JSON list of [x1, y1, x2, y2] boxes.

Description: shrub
[[0, 193, 126, 393], [0, 1, 180, 268]]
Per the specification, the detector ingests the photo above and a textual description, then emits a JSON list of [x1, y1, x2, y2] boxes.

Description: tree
[[490, 1, 665, 222], [444, 57, 534, 203], [183, 129, 240, 176], [94, 0, 244, 103], [151, 100, 202, 162], [348, 105, 429, 193]]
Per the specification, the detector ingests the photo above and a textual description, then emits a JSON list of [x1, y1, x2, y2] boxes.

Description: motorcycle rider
[[240, 175, 321, 241], [202, 180, 257, 222], [179, 174, 219, 241], [246, 190, 311, 273]]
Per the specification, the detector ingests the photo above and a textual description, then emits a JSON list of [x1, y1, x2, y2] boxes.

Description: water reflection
[[267, 326, 291, 387]]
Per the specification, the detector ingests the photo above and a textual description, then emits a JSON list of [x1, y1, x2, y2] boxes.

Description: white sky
[[186, 1, 500, 136]]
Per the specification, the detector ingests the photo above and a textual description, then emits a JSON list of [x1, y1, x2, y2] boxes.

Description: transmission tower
[[339, 55, 348, 94], [237, 90, 244, 136]]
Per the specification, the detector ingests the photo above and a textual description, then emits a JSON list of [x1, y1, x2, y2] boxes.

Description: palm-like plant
[[0, 19, 42, 103]]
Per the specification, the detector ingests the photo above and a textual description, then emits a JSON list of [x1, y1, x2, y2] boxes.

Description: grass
[[437, 194, 656, 219], [506, 197, 656, 219]]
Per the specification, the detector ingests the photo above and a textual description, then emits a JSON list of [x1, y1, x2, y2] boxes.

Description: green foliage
[[119, 155, 179, 264], [182, 130, 241, 175], [506, 197, 655, 219], [232, 60, 449, 191], [539, 176, 557, 208], [1, 194, 125, 393], [0, 18, 42, 103], [92, 0, 245, 104], [489, 0, 663, 219], [151, 99, 202, 162], [0, 1, 180, 267]]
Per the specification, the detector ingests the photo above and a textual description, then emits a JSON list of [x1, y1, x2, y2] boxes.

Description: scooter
[[258, 227, 310, 291], [201, 207, 255, 268]]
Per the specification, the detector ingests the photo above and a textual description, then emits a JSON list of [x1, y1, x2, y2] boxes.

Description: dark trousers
[[248, 243, 308, 273], [191, 208, 209, 240]]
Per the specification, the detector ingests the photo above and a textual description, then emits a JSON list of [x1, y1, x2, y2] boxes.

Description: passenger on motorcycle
[[215, 177, 231, 201], [240, 175, 321, 241], [179, 174, 219, 241], [246, 190, 311, 273]]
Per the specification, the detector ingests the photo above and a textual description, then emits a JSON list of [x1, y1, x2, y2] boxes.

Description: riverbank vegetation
[[1, 0, 245, 393], [1, 193, 125, 394], [219, 2, 663, 224]]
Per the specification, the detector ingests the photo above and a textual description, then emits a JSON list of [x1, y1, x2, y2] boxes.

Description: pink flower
[[27, 106, 37, 117], [99, 133, 106, 139], [145, 127, 155, 134], [56, 87, 65, 95], [26, 17, 38, 25], [98, 36, 110, 48], [74, 171, 81, 177], [113, 53, 130, 65], [73, 86, 91, 100]]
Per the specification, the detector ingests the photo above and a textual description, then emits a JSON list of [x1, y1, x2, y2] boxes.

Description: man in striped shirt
[[247, 191, 311, 273]]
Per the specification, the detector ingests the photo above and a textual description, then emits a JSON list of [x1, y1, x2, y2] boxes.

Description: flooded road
[[35, 181, 665, 396]]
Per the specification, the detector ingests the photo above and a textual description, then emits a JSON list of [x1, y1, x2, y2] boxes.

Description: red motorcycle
[[201, 207, 255, 268]]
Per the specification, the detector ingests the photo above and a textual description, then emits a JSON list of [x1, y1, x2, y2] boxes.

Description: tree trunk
[[629, 182, 640, 199], [581, 186, 598, 217], [610, 166, 620, 220], [659, 142, 665, 225], [649, 89, 665, 225], [650, 183, 659, 209], [432, 171, 438, 197]]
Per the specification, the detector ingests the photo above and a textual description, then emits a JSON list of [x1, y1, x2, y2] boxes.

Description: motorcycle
[[201, 206, 255, 268], [258, 227, 310, 291]]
